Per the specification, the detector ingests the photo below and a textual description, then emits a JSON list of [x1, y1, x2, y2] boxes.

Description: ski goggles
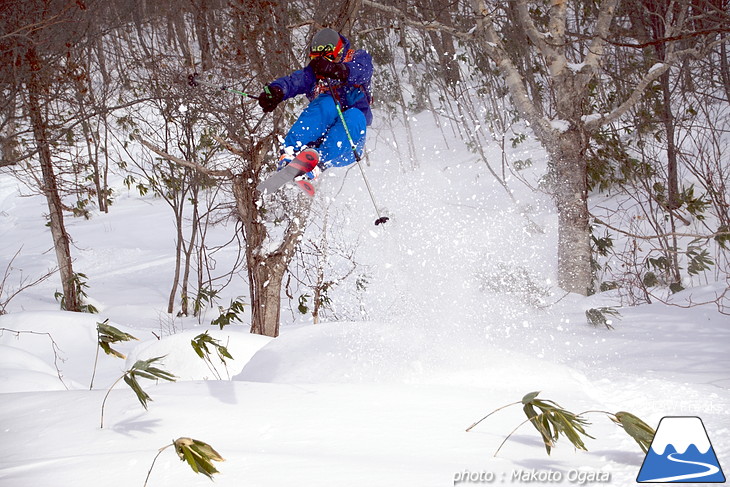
[[310, 38, 344, 62]]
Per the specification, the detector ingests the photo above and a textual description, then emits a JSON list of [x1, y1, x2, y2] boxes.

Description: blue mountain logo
[[637, 416, 725, 483]]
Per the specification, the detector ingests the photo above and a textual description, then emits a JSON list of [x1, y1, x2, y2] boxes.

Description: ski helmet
[[310, 28, 344, 61]]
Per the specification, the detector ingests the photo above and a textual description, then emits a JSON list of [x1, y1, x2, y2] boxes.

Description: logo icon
[[637, 416, 725, 483]]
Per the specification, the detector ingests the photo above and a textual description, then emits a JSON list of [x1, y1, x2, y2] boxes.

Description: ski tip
[[290, 149, 319, 173], [299, 148, 319, 160], [296, 179, 316, 197]]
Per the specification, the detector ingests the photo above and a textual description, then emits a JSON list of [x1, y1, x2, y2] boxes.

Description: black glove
[[309, 56, 349, 81], [258, 85, 284, 112]]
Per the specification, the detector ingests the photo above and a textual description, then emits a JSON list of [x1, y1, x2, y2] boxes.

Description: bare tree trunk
[[171, 8, 193, 68], [250, 259, 288, 336], [662, 79, 680, 210], [1, 92, 19, 167], [400, 24, 428, 113], [193, 0, 213, 70], [74, 79, 108, 214], [180, 185, 200, 316], [462, 0, 598, 295], [551, 128, 592, 295], [232, 172, 305, 337], [427, 0, 461, 88], [392, 24, 419, 167], [721, 33, 730, 103], [167, 200, 185, 314], [232, 144, 310, 337], [311, 213, 330, 325], [25, 48, 80, 312]]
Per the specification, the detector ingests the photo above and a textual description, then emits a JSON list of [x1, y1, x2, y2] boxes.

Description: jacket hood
[[338, 33, 351, 59]]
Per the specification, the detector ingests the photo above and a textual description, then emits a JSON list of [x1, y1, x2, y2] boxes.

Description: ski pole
[[327, 85, 389, 226], [188, 73, 260, 100]]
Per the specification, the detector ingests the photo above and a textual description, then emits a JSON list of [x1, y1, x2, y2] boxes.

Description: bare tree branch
[[514, 0, 561, 72], [592, 216, 730, 241], [0, 328, 69, 388], [585, 0, 620, 70], [2, 98, 157, 167], [132, 134, 233, 178], [212, 135, 246, 157], [362, 0, 472, 41], [0, 248, 57, 315], [601, 27, 730, 49]]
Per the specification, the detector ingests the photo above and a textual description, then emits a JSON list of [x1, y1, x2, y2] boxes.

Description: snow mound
[[0, 345, 67, 392], [236, 321, 590, 393], [126, 327, 272, 381], [0, 311, 135, 391]]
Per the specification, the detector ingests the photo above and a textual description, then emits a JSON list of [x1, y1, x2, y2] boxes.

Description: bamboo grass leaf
[[217, 345, 233, 361], [191, 332, 235, 379], [99, 341, 126, 359], [96, 320, 138, 359], [124, 373, 152, 409], [470, 391, 649, 459], [191, 439, 225, 462], [130, 370, 161, 381], [143, 367, 177, 382], [523, 402, 538, 420], [191, 340, 206, 358], [522, 392, 593, 455], [124, 356, 176, 409], [522, 391, 541, 404], [130, 356, 177, 381], [174, 437, 225, 479], [182, 444, 200, 473], [613, 411, 656, 454]]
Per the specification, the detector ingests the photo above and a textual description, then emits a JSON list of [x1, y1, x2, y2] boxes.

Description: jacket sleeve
[[344, 49, 372, 86], [270, 66, 317, 99]]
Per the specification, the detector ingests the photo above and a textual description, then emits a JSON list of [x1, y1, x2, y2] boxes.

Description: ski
[[295, 178, 316, 196], [256, 149, 319, 196]]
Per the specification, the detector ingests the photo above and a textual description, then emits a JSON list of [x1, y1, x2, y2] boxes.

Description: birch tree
[[366, 0, 726, 295]]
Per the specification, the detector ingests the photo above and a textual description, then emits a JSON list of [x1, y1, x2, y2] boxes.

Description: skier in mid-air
[[257, 27, 373, 182]]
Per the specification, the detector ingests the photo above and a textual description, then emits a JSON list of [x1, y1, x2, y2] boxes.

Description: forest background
[[1, 0, 729, 333]]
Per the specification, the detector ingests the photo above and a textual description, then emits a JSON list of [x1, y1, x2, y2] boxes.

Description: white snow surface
[[1, 110, 728, 487]]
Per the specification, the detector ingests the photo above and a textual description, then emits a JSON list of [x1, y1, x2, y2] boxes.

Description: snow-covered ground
[[1, 111, 728, 486]]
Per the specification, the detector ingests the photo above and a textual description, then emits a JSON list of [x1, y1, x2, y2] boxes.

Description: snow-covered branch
[[584, 62, 670, 131], [584, 38, 719, 132]]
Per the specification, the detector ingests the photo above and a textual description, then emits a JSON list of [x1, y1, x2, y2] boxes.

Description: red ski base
[[296, 179, 316, 196], [256, 148, 320, 196]]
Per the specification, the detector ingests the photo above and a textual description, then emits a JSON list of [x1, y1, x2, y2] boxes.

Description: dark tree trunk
[[25, 48, 81, 312], [233, 166, 307, 337]]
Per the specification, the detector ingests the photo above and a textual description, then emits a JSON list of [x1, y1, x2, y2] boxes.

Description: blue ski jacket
[[270, 33, 373, 126]]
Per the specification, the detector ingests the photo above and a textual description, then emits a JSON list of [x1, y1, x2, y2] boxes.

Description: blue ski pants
[[283, 94, 367, 169]]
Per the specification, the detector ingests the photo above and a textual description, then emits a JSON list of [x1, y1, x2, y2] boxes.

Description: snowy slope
[[1, 111, 728, 486]]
